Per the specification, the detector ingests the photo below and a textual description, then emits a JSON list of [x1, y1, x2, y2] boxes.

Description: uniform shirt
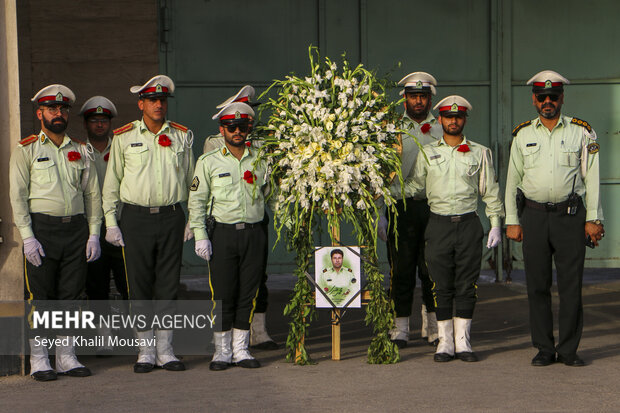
[[505, 115, 602, 225], [317, 266, 356, 305], [9, 131, 103, 239], [404, 136, 504, 228], [390, 112, 441, 199], [188, 145, 268, 241], [87, 137, 111, 191], [102, 119, 195, 227]]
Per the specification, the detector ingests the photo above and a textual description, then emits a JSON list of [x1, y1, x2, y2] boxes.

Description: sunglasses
[[225, 123, 251, 133], [536, 94, 560, 102]]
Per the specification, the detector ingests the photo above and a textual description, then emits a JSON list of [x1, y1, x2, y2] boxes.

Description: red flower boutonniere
[[420, 123, 431, 134], [245, 141, 251, 147], [457, 144, 470, 153], [158, 134, 171, 147], [243, 170, 256, 184], [67, 151, 81, 161], [103, 153, 110, 162]]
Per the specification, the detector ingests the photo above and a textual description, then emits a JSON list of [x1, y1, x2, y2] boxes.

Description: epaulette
[[169, 121, 188, 132], [19, 134, 38, 146], [512, 120, 532, 136], [113, 123, 134, 135], [571, 117, 592, 133]]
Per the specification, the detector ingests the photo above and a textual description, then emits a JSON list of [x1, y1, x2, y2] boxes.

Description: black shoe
[[31, 370, 57, 382], [161, 360, 186, 371], [391, 339, 407, 349], [455, 352, 479, 362], [250, 340, 279, 350], [61, 366, 92, 377], [557, 354, 585, 367], [433, 352, 454, 362], [428, 339, 439, 347], [235, 358, 261, 368], [209, 361, 231, 371], [531, 351, 555, 366], [133, 362, 154, 373]]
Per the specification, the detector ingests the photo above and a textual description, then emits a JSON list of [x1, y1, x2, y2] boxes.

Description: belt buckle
[[450, 216, 461, 223], [235, 223, 245, 230], [61, 216, 71, 223], [545, 202, 555, 211], [149, 207, 160, 214]]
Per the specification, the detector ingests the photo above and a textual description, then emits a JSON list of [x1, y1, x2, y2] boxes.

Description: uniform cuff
[[19, 227, 35, 241], [505, 215, 520, 226], [193, 228, 208, 241], [89, 224, 101, 237], [489, 216, 502, 228], [586, 211, 600, 222], [104, 213, 118, 228]]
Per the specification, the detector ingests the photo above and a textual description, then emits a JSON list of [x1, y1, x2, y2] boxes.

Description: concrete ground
[[1, 269, 619, 412]]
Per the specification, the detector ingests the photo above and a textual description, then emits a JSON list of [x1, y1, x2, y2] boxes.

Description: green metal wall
[[160, 0, 620, 273]]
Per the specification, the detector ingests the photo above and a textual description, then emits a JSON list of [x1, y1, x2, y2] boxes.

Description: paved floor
[[1, 269, 619, 412]]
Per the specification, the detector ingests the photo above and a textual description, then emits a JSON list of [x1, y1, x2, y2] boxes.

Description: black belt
[[525, 198, 570, 212], [429, 211, 477, 223], [122, 203, 180, 214], [216, 222, 261, 230], [31, 213, 84, 224]]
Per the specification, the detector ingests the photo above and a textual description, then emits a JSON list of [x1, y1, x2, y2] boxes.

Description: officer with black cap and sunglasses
[[506, 70, 604, 367], [188, 102, 270, 371]]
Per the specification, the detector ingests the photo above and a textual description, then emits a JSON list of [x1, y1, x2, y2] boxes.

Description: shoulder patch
[[587, 142, 600, 154], [169, 121, 188, 132], [190, 176, 200, 191], [19, 134, 38, 146], [571, 117, 592, 133], [512, 120, 532, 136], [113, 123, 134, 135]]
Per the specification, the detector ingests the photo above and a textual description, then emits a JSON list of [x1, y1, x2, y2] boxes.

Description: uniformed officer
[[505, 70, 604, 367], [188, 102, 269, 371], [203, 86, 277, 350], [379, 72, 442, 348], [9, 84, 102, 381], [102, 75, 195, 373], [79, 96, 128, 355], [405, 95, 504, 362], [317, 249, 357, 306]]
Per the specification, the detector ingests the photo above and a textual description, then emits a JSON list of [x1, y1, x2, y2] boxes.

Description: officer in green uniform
[[317, 249, 357, 306], [203, 86, 277, 350], [405, 95, 504, 363], [9, 84, 102, 381], [378, 72, 441, 348], [102, 75, 195, 373], [79, 96, 128, 355], [505, 70, 604, 367], [189, 102, 268, 371]]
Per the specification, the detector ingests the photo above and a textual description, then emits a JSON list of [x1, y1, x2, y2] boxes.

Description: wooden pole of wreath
[[331, 224, 341, 361]]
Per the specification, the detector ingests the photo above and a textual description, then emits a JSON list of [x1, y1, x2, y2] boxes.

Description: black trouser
[[25, 213, 88, 337], [209, 222, 266, 331], [386, 198, 434, 317], [86, 224, 128, 300], [424, 212, 483, 321], [120, 204, 185, 331], [521, 200, 586, 358]]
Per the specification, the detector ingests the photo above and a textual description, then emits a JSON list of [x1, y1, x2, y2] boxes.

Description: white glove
[[195, 239, 212, 261], [86, 234, 101, 262], [105, 226, 125, 247], [183, 221, 194, 242], [23, 237, 45, 267], [486, 227, 502, 249], [377, 215, 388, 242]]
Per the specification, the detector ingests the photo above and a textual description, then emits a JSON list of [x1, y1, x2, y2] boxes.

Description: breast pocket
[[456, 154, 480, 177], [212, 174, 234, 201], [559, 145, 581, 167], [31, 159, 55, 184], [124, 145, 149, 173], [66, 160, 86, 189], [426, 154, 446, 176], [522, 144, 541, 169]]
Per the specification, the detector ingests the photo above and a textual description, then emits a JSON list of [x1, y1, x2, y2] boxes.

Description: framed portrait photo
[[314, 246, 361, 308]]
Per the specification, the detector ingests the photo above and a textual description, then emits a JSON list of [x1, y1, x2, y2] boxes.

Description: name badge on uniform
[[36, 157, 50, 162], [130, 143, 143, 147], [526, 143, 537, 147], [429, 154, 441, 160], [218, 172, 231, 178]]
